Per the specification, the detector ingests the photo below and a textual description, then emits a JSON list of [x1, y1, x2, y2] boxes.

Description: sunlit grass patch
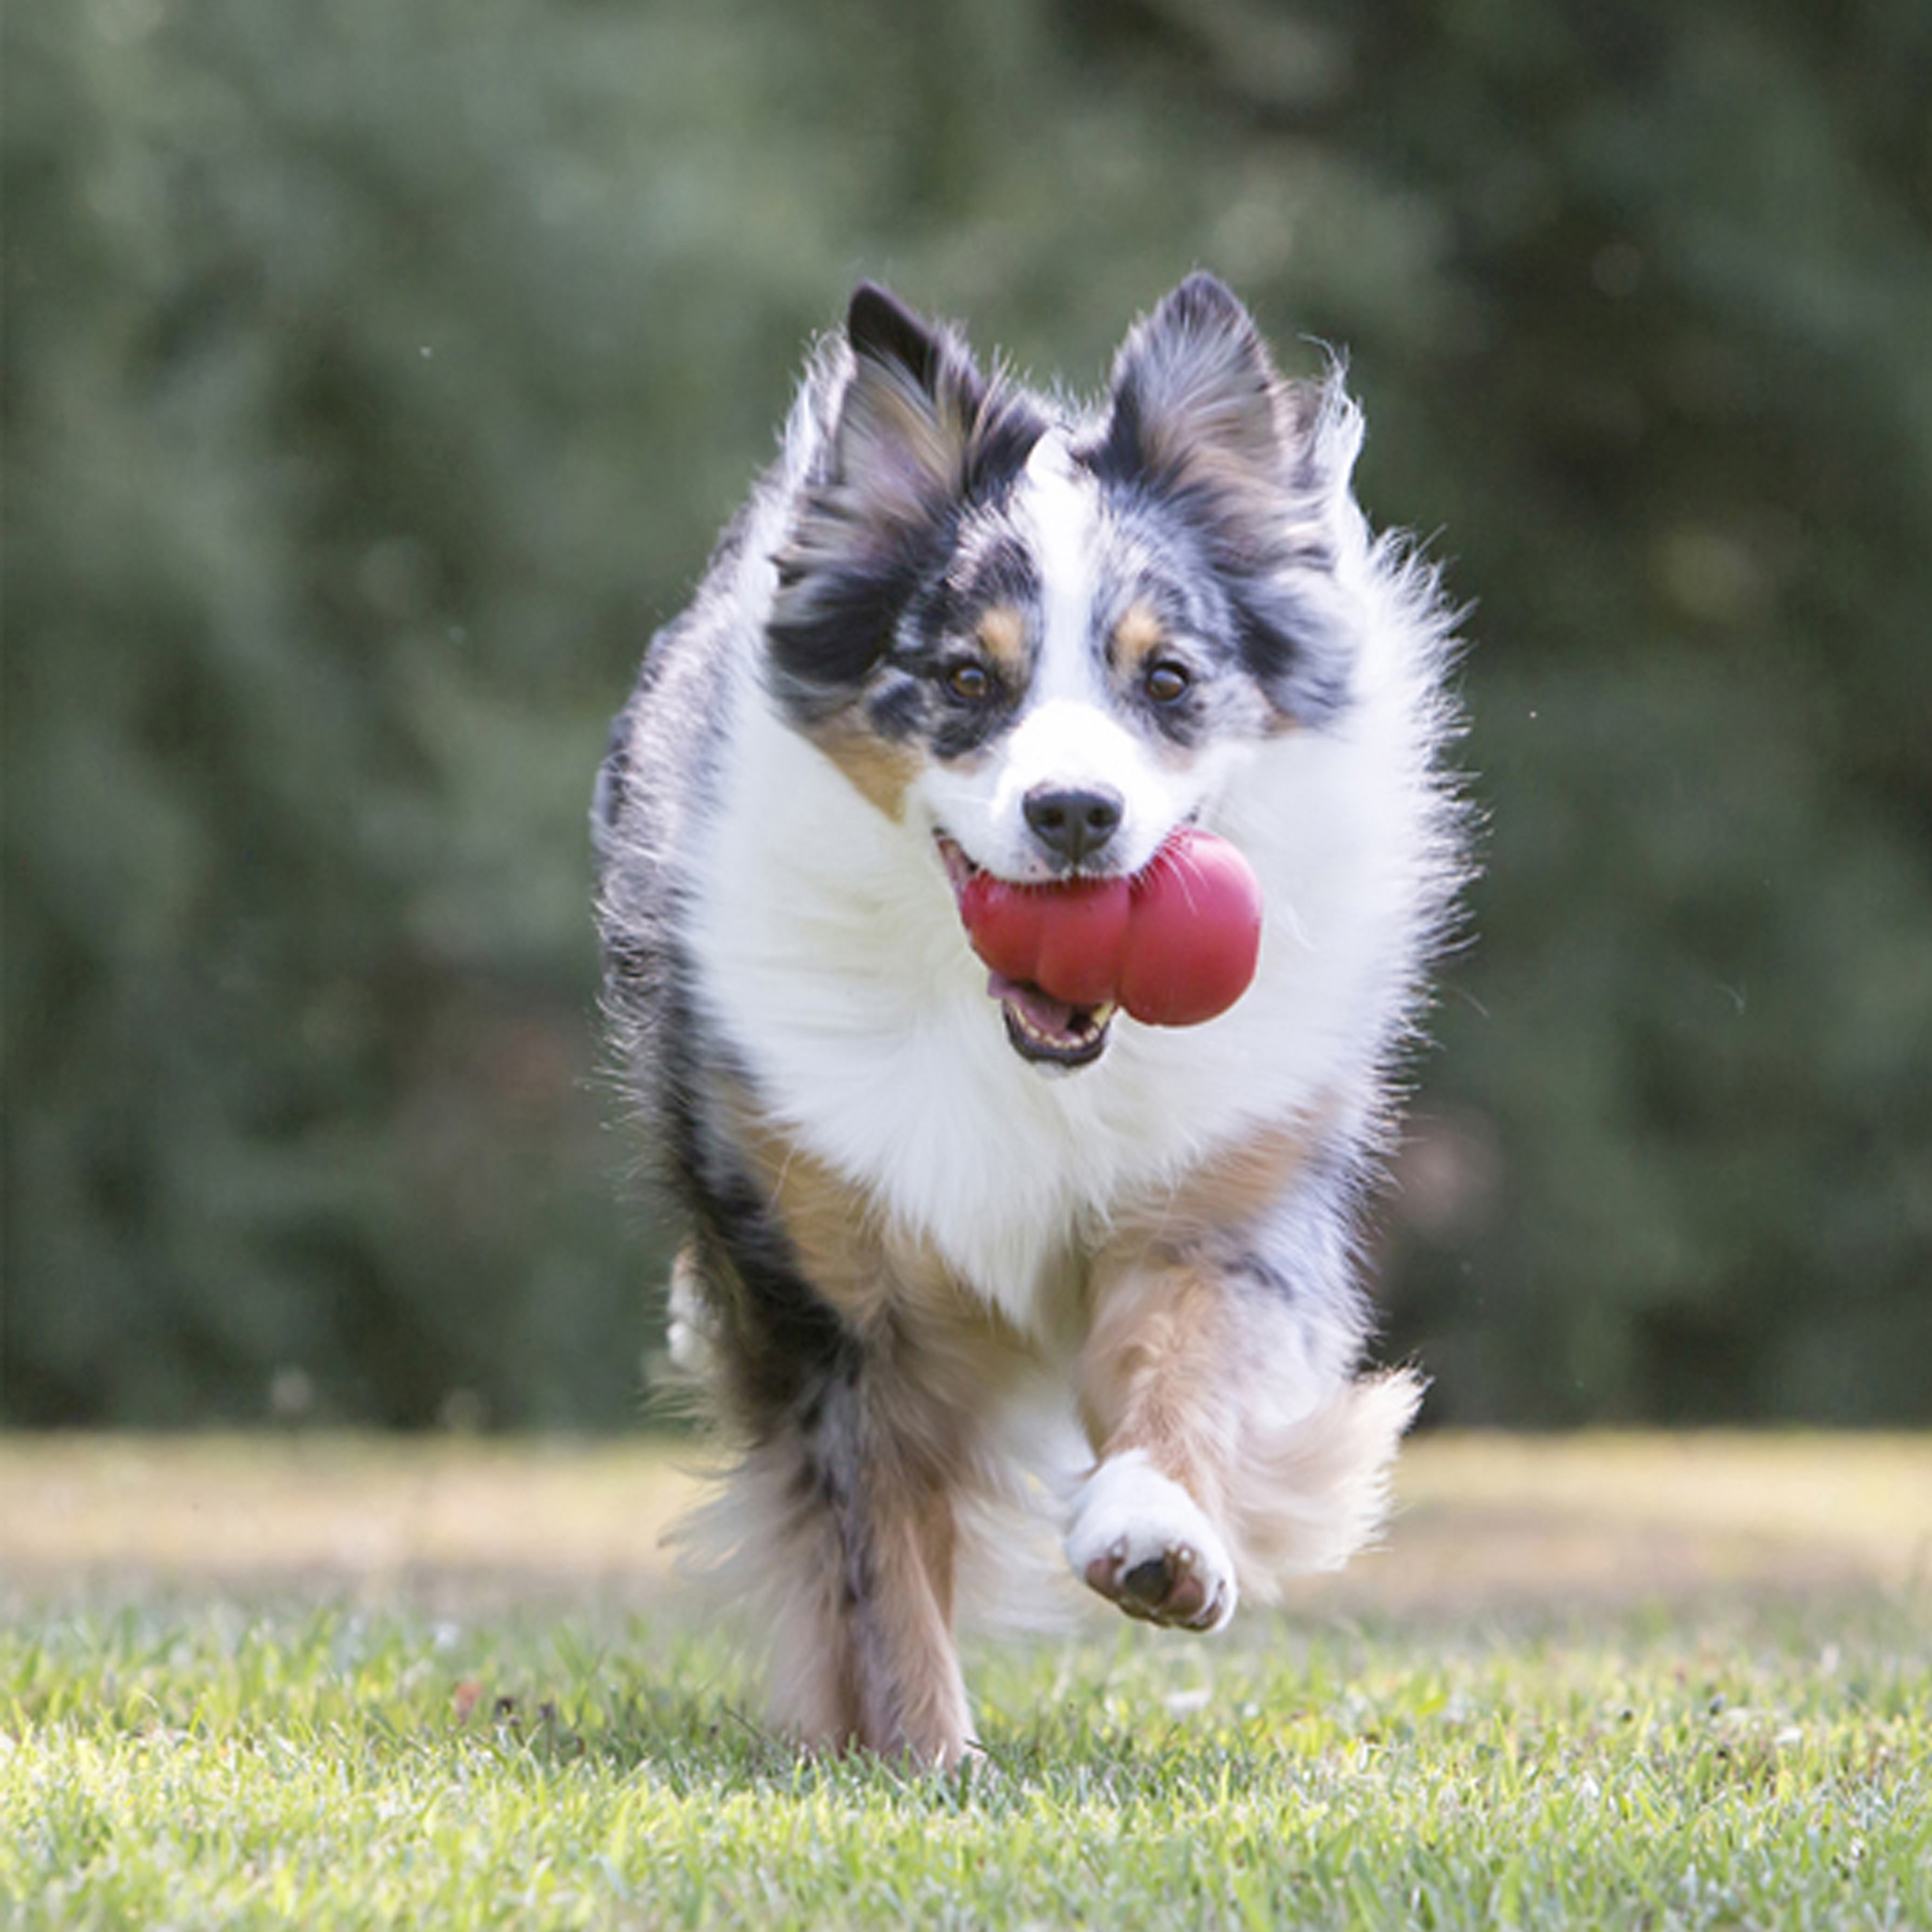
[[5, 1588, 1927, 1930]]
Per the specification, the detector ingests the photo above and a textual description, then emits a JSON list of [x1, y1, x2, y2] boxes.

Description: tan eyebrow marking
[[975, 604, 1029, 675], [1111, 600, 1169, 675]]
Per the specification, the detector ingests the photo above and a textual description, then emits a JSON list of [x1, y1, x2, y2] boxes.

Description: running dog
[[594, 274, 1466, 1765]]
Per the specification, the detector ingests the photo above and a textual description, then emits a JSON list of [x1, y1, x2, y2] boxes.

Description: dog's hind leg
[[672, 1097, 999, 1765], [734, 1349, 975, 1767], [679, 1193, 979, 1766]]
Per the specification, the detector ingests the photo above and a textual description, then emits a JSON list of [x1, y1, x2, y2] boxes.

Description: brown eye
[[945, 660, 993, 702], [1144, 660, 1192, 705]]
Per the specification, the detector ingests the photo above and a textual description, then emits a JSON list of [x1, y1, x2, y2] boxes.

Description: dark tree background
[[5, 0, 1929, 1428]]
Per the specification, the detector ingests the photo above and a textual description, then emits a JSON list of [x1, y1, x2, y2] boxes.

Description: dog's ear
[[1099, 274, 1359, 725], [846, 282, 964, 406], [770, 287, 1043, 718], [1098, 273, 1291, 489], [833, 283, 993, 526]]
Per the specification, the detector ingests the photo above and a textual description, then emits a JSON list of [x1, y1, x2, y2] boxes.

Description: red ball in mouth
[[1119, 831, 1266, 1026], [954, 828, 1263, 1032]]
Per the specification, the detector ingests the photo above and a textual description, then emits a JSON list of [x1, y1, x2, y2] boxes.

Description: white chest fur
[[686, 662, 1418, 1337]]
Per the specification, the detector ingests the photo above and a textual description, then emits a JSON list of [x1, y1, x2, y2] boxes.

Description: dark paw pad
[[1083, 1537, 1224, 1629]]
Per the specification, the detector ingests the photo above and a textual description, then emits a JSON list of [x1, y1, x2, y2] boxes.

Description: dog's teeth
[[1005, 994, 1118, 1056]]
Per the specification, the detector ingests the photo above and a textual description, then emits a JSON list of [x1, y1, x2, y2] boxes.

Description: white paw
[[1064, 1451, 1237, 1631]]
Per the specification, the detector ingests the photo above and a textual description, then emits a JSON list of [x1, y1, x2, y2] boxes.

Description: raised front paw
[[1065, 1450, 1237, 1632]]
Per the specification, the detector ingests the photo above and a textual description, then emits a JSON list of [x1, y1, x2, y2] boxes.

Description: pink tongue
[[989, 973, 1084, 1043]]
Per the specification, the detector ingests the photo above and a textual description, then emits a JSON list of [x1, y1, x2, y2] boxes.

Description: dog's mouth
[[992, 976, 1117, 1068], [937, 838, 1118, 1071]]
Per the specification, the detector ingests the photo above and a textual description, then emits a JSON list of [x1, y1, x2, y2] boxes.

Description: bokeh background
[[5, 0, 1929, 1433]]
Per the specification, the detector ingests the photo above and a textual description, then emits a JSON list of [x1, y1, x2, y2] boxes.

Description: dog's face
[[767, 276, 1361, 1068]]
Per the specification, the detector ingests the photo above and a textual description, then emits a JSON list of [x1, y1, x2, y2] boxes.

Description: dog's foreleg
[[1067, 1249, 1421, 1625], [1066, 1258, 1242, 1630]]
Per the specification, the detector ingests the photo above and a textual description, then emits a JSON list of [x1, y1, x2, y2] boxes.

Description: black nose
[[1023, 785, 1124, 864]]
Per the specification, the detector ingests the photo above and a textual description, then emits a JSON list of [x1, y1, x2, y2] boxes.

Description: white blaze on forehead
[[913, 430, 1210, 881], [1004, 438, 1169, 858], [1019, 435, 1104, 703]]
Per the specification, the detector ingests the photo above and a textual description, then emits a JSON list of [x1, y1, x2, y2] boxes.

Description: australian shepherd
[[594, 274, 1466, 1765]]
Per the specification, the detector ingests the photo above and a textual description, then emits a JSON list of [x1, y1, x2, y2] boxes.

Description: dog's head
[[768, 274, 1363, 1068]]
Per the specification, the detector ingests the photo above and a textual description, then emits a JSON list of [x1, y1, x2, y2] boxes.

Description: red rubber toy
[[957, 828, 1263, 1027]]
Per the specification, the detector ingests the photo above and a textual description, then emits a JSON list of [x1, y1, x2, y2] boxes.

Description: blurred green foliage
[[5, 0, 1929, 1427]]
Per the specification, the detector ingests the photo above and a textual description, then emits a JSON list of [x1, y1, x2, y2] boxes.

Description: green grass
[[4, 1439, 1929, 1929], [6, 1600, 1929, 1927]]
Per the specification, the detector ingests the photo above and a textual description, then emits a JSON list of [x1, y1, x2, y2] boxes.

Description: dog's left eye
[[944, 661, 994, 702], [1144, 661, 1193, 705]]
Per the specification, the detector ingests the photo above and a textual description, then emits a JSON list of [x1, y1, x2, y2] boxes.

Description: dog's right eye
[[943, 661, 994, 702], [1144, 660, 1193, 705]]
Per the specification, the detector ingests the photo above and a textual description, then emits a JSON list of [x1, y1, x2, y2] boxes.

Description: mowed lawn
[[3, 1435, 1927, 1930]]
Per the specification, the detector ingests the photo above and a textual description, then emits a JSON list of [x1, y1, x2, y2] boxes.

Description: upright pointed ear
[[768, 285, 1045, 719], [1097, 273, 1291, 489], [833, 281, 990, 526], [1096, 274, 1361, 725]]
